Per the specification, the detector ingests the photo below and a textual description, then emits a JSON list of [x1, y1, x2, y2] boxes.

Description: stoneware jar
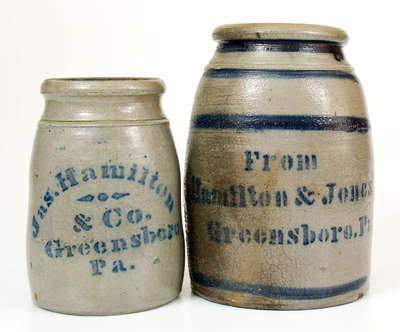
[[27, 78, 184, 315], [185, 24, 373, 309]]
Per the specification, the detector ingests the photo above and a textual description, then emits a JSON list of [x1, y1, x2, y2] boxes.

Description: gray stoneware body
[[27, 78, 184, 315], [185, 24, 373, 309]]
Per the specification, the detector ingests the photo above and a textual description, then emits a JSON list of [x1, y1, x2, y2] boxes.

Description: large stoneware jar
[[185, 24, 373, 309], [28, 78, 184, 315]]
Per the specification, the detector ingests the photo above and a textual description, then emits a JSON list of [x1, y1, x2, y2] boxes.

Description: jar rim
[[41, 77, 165, 96], [213, 23, 348, 44]]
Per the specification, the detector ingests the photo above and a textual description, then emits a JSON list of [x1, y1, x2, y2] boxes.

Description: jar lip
[[213, 23, 348, 44], [41, 77, 165, 96]]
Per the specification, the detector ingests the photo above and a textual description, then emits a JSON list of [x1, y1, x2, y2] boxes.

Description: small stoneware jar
[[27, 78, 184, 315], [185, 24, 373, 309]]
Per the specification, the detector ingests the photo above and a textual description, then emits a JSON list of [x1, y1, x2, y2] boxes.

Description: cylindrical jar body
[[185, 24, 373, 309], [28, 78, 184, 315]]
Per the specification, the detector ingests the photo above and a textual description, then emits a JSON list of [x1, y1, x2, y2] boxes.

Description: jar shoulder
[[193, 70, 367, 119], [30, 125, 179, 175]]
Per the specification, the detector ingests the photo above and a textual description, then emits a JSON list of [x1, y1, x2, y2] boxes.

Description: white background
[[1, 0, 399, 331]]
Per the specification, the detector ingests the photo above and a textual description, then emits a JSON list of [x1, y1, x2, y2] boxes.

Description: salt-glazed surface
[[28, 78, 184, 315], [185, 23, 373, 309]]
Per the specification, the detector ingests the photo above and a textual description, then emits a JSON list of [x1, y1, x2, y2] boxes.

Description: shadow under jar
[[185, 23, 373, 310], [27, 78, 184, 315]]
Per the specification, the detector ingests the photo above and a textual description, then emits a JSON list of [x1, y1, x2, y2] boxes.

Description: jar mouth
[[213, 23, 348, 44], [41, 77, 165, 96]]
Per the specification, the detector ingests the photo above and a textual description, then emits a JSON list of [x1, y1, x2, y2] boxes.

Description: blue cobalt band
[[217, 40, 343, 58], [193, 114, 370, 133], [205, 68, 358, 82], [193, 272, 367, 300]]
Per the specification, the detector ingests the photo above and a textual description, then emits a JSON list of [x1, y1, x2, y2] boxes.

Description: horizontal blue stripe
[[193, 114, 369, 133], [217, 40, 343, 57], [205, 68, 358, 83], [193, 272, 367, 300]]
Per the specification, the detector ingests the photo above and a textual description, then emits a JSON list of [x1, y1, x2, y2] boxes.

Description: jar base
[[192, 283, 367, 310], [32, 293, 180, 316]]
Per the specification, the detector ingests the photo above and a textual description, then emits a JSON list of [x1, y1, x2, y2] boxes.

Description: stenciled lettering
[[244, 151, 317, 172], [207, 216, 371, 247], [30, 161, 177, 238], [44, 223, 181, 259], [190, 176, 372, 209]]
